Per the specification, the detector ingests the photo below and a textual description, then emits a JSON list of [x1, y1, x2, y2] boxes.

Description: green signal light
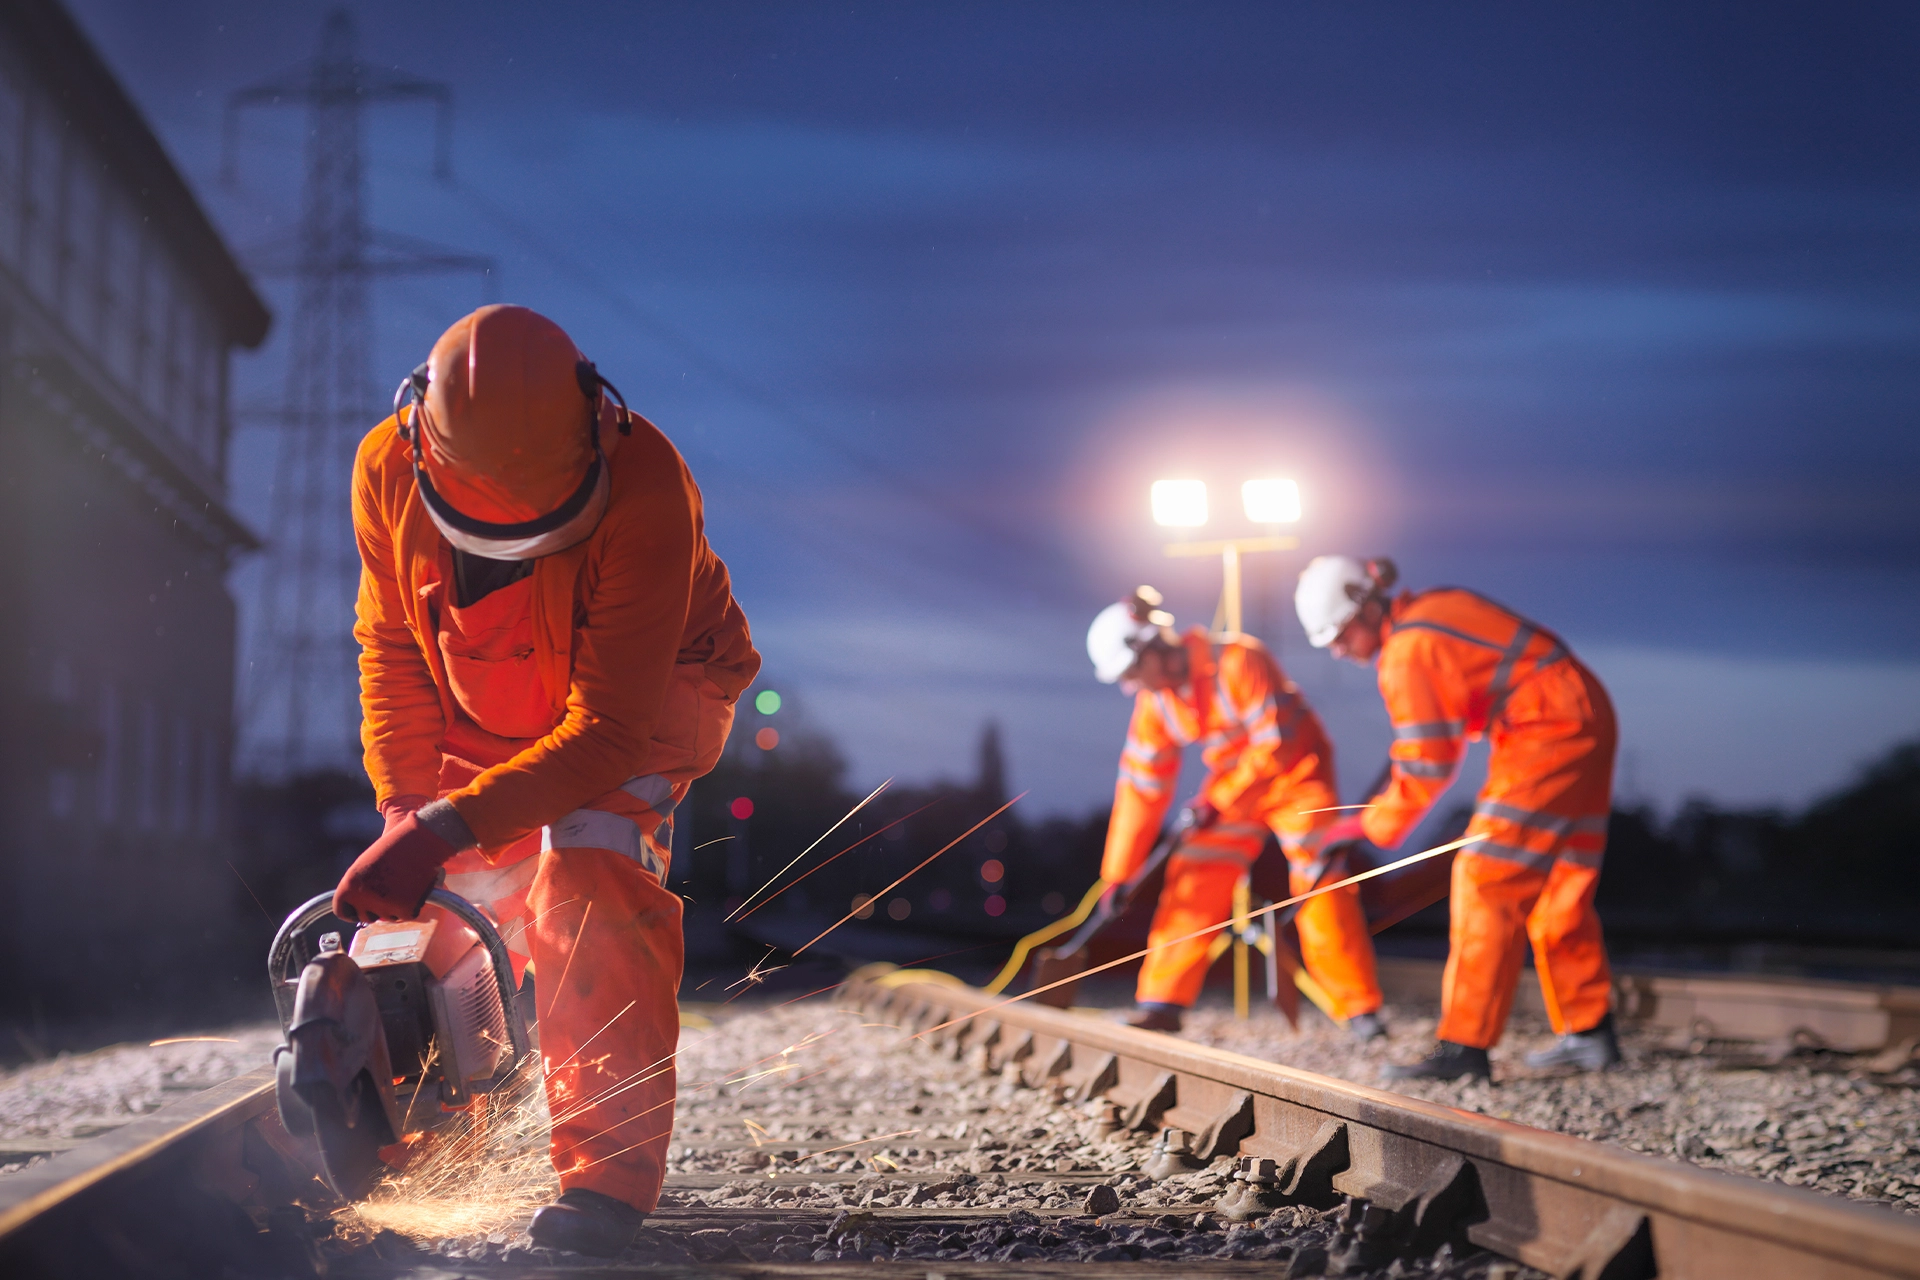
[[754, 690, 782, 715]]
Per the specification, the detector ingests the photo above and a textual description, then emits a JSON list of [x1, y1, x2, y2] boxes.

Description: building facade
[[0, 1, 268, 1019]]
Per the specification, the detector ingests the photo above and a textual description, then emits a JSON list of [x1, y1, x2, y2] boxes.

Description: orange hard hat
[[396, 305, 631, 559]]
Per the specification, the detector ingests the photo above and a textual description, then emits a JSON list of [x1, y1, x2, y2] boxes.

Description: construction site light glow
[[754, 690, 781, 715], [1242, 477, 1302, 523], [1150, 478, 1208, 528]]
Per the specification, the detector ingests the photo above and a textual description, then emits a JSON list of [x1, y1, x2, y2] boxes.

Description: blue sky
[[68, 0, 1920, 817]]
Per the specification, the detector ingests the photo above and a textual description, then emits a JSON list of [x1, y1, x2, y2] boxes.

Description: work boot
[[1524, 1014, 1621, 1072], [1125, 1003, 1184, 1033], [529, 1188, 646, 1256], [1381, 1040, 1490, 1082], [1346, 1011, 1387, 1042]]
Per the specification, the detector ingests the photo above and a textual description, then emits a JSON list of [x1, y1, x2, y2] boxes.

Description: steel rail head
[[841, 971, 1920, 1280]]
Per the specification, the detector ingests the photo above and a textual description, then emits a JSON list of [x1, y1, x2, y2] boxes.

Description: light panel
[[1242, 477, 1301, 524], [1150, 478, 1209, 527]]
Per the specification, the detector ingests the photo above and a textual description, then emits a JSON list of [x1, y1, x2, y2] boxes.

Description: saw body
[[267, 890, 530, 1200]]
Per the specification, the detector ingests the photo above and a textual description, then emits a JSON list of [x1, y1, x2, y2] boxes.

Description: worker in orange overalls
[[331, 305, 759, 1254], [1087, 588, 1384, 1038], [1296, 556, 1619, 1082]]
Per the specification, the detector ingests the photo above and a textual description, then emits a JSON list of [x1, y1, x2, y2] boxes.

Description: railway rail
[[0, 961, 1917, 1277]]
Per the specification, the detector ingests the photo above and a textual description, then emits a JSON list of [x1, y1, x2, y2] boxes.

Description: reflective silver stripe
[[1394, 719, 1464, 740], [620, 772, 676, 818], [1173, 843, 1261, 867], [543, 808, 665, 880], [1467, 839, 1557, 872], [1558, 847, 1605, 869], [1475, 801, 1609, 839], [1397, 759, 1454, 779], [1152, 690, 1197, 745], [1393, 619, 1504, 651], [1485, 624, 1535, 722], [1119, 766, 1168, 795]]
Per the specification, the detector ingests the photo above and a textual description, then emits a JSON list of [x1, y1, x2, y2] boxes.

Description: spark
[[224, 861, 273, 920], [795, 792, 1026, 956], [148, 1036, 239, 1046], [807, 1128, 919, 1159], [723, 949, 788, 994], [545, 1000, 637, 1075], [726, 778, 892, 921], [870, 1154, 900, 1171], [544, 901, 594, 999], [917, 832, 1487, 1040], [731, 796, 943, 923], [1297, 803, 1374, 815], [693, 836, 734, 850]]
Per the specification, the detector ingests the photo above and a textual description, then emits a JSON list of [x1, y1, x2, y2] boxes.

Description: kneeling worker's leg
[[1137, 850, 1251, 1009], [526, 781, 685, 1212], [1287, 852, 1382, 1021]]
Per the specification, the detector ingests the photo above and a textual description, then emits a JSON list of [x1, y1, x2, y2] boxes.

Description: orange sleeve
[[1362, 633, 1468, 849], [446, 436, 700, 848], [353, 429, 447, 808], [1101, 695, 1180, 882], [1202, 646, 1287, 815]]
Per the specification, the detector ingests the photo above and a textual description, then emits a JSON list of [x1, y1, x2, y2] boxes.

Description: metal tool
[[266, 889, 531, 1199]]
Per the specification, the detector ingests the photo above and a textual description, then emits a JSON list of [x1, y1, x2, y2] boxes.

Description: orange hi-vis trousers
[[436, 669, 733, 1213], [1137, 818, 1380, 1020], [1437, 670, 1618, 1050]]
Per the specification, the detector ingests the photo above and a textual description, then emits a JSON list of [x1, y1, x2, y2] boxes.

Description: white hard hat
[[1295, 555, 1374, 648], [1087, 592, 1173, 684]]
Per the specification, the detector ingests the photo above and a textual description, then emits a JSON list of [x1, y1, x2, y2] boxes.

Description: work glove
[[1099, 880, 1134, 918], [378, 794, 431, 832], [1180, 799, 1220, 831], [1318, 813, 1368, 849], [333, 807, 466, 924]]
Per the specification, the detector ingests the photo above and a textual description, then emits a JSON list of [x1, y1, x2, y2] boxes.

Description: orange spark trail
[[149, 1036, 239, 1046], [726, 778, 892, 921], [545, 900, 594, 998], [733, 797, 943, 923], [808, 1128, 919, 1159], [1297, 803, 1374, 815], [545, 999, 637, 1075], [915, 832, 1486, 1040], [795, 793, 1027, 957]]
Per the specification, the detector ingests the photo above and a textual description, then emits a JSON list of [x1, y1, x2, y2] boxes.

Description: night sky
[[66, 1, 1920, 821]]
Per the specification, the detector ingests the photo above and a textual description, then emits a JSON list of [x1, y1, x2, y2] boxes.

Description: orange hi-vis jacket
[[352, 412, 759, 851], [1102, 629, 1337, 884], [1361, 588, 1612, 861]]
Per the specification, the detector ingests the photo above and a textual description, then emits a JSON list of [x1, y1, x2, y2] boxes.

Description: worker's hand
[[1099, 880, 1134, 918], [1179, 799, 1220, 832], [333, 812, 460, 923], [1318, 814, 1368, 849]]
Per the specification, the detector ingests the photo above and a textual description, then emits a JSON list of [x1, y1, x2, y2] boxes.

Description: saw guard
[[283, 947, 405, 1144]]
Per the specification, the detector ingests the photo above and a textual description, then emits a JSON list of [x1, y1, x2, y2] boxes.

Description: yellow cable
[[982, 878, 1108, 994]]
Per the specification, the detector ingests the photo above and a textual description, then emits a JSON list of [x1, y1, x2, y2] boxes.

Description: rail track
[[1, 961, 1918, 1277]]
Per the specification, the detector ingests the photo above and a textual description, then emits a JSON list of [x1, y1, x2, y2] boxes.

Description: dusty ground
[[0, 1024, 284, 1174]]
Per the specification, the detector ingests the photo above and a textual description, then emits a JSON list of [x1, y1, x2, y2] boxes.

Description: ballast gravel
[[0, 1025, 284, 1175], [1183, 1000, 1920, 1214], [5, 984, 1917, 1274]]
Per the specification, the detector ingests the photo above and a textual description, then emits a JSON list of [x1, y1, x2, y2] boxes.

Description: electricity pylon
[[224, 8, 490, 778]]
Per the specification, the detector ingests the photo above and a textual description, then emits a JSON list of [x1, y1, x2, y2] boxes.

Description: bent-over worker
[[331, 305, 759, 1254], [1296, 556, 1618, 1082], [1087, 588, 1384, 1038]]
